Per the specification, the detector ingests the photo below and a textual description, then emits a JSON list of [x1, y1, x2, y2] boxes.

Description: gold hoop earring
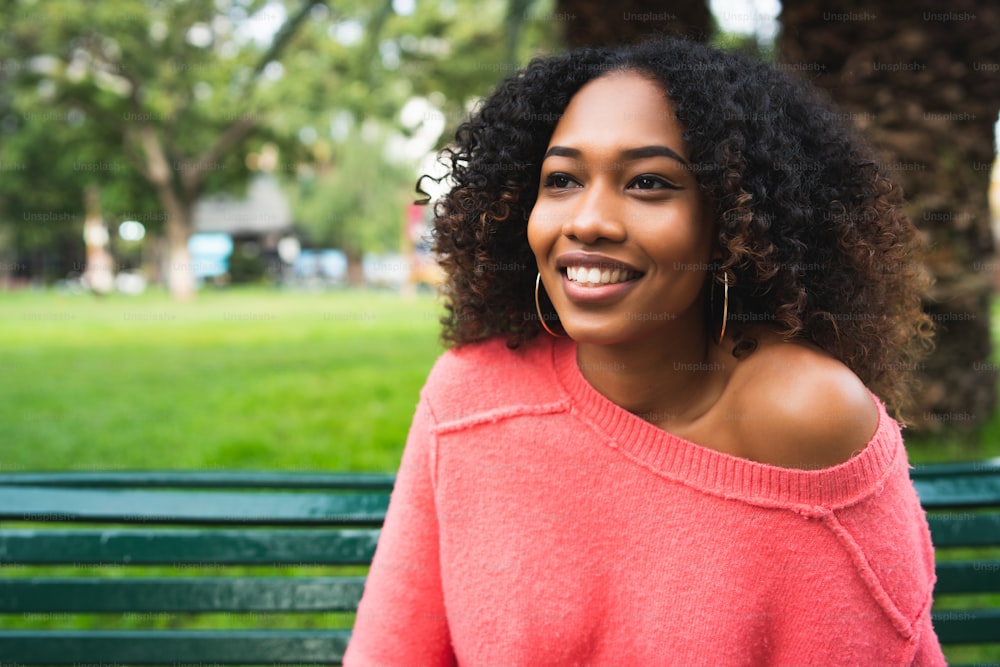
[[716, 271, 729, 345], [535, 272, 565, 338]]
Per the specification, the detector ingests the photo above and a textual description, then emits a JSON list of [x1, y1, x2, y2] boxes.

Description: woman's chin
[[555, 320, 634, 347]]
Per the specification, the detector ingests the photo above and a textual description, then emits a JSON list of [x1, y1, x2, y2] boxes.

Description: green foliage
[[0, 4, 147, 267], [262, 0, 563, 258], [281, 0, 561, 142], [0, 0, 562, 282], [287, 132, 411, 255], [710, 29, 776, 62], [0, 0, 270, 209]]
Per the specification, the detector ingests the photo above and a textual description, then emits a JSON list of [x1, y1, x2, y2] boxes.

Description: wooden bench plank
[[0, 528, 380, 565], [911, 460, 1000, 479], [926, 513, 1000, 547], [911, 460, 1000, 510], [931, 609, 1000, 645], [934, 561, 1000, 595], [912, 474, 1000, 508], [0, 630, 350, 665], [0, 471, 396, 490], [0, 487, 389, 525], [0, 577, 366, 613]]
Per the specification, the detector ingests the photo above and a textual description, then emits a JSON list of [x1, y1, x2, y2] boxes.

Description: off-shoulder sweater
[[345, 336, 945, 666]]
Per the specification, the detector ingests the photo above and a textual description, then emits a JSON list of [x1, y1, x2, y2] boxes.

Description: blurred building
[[192, 174, 294, 282]]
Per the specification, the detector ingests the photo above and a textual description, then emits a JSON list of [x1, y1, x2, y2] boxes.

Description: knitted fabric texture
[[345, 336, 945, 666]]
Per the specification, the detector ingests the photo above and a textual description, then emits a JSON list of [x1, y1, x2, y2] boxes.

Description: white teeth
[[564, 265, 638, 286]]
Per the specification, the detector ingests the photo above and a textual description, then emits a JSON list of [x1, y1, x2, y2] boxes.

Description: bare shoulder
[[722, 330, 880, 470]]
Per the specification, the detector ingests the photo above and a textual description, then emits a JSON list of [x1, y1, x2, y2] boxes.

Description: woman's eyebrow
[[543, 144, 690, 166]]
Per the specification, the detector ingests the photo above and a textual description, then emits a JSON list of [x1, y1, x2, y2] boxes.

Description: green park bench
[[0, 462, 998, 665]]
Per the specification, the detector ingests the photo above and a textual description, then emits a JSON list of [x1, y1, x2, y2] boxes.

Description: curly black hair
[[424, 37, 934, 418]]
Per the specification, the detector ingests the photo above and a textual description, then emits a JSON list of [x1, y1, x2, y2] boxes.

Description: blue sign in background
[[188, 233, 234, 279]]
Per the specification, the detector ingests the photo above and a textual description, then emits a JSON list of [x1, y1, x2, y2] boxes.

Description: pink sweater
[[345, 336, 945, 666]]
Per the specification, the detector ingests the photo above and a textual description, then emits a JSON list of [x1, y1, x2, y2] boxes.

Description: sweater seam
[[899, 589, 935, 665], [431, 399, 573, 435], [421, 395, 443, 492], [822, 509, 924, 641]]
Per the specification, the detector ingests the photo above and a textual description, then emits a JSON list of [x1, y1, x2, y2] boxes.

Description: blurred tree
[[280, 0, 563, 154], [0, 0, 324, 299], [554, 0, 711, 47], [271, 0, 562, 270], [779, 0, 1000, 430], [287, 132, 412, 284], [0, 55, 152, 284], [0, 0, 562, 293]]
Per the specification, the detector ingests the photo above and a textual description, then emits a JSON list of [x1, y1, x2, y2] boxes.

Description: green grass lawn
[[2, 285, 997, 472], [0, 286, 443, 473]]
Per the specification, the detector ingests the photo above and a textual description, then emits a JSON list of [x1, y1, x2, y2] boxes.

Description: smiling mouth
[[563, 265, 642, 286]]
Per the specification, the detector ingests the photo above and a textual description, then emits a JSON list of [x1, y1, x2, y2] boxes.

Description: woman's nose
[[560, 182, 627, 244]]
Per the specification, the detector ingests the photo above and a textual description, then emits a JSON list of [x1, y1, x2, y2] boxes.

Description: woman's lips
[[554, 252, 644, 304]]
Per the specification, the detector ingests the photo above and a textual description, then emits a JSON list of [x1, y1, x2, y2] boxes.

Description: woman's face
[[527, 70, 716, 346]]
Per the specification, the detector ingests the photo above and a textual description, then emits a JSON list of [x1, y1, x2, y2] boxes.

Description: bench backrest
[[909, 460, 1000, 652], [1, 463, 998, 665], [0, 471, 393, 665]]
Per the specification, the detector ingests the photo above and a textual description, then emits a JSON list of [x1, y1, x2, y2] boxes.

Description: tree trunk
[[345, 247, 365, 287], [164, 205, 196, 301], [779, 1, 1000, 431], [132, 124, 198, 300], [81, 184, 114, 295], [554, 0, 712, 48]]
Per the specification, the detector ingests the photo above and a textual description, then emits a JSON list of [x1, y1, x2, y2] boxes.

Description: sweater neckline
[[549, 336, 901, 510]]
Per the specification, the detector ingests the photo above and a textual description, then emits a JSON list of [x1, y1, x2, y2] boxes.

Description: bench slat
[[0, 577, 366, 613], [0, 528, 379, 565], [926, 513, 1000, 547], [932, 609, 1000, 645], [911, 460, 1000, 479], [0, 630, 350, 665], [0, 487, 388, 525], [912, 472, 1000, 509], [934, 561, 1000, 595], [0, 471, 396, 490]]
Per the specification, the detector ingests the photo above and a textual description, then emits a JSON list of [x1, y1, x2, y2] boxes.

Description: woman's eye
[[543, 173, 579, 189], [629, 175, 680, 191]]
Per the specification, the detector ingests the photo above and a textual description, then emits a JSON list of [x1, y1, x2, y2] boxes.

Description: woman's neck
[[575, 325, 731, 429]]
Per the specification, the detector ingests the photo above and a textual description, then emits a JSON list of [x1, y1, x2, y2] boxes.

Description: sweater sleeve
[[343, 397, 456, 667]]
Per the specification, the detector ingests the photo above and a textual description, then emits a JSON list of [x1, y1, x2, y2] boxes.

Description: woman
[[345, 37, 943, 665]]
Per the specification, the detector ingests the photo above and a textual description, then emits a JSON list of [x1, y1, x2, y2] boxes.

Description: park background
[[3, 3, 1000, 471], [1, 1, 999, 664]]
